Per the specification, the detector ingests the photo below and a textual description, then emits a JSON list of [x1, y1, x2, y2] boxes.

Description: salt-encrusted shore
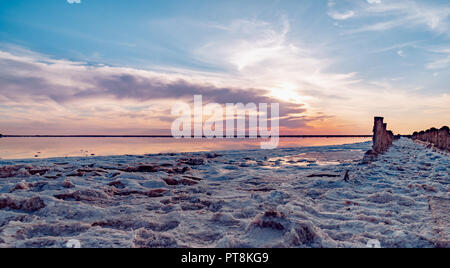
[[0, 138, 449, 248]]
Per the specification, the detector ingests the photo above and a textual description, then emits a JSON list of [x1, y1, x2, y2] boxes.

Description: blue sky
[[0, 0, 449, 134]]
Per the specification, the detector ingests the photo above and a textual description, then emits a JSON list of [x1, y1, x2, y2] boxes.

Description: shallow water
[[267, 150, 365, 167], [0, 137, 371, 160]]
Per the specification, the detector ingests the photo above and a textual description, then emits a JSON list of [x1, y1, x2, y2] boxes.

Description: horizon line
[[0, 134, 376, 138]]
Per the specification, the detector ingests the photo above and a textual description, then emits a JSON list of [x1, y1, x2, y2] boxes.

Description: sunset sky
[[0, 0, 449, 135]]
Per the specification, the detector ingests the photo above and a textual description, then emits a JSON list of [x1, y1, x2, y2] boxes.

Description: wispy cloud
[[425, 46, 450, 70], [195, 18, 359, 103], [371, 41, 420, 54], [426, 56, 450, 70], [397, 50, 405, 57], [329, 0, 450, 35], [328, 10, 356, 21]]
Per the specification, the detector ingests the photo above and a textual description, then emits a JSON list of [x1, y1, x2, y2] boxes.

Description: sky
[[0, 0, 449, 135]]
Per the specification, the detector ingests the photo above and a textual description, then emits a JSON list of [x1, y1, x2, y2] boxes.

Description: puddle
[[264, 150, 365, 168]]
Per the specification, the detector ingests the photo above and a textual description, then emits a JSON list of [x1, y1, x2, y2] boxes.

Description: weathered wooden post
[[363, 117, 395, 163], [411, 126, 449, 152]]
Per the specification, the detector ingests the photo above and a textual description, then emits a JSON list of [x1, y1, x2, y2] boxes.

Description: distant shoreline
[[1, 135, 373, 138]]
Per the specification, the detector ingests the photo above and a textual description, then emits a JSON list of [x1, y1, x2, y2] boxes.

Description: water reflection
[[266, 149, 366, 168], [0, 137, 371, 160]]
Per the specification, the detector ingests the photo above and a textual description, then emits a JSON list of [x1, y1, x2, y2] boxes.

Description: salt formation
[[412, 126, 450, 152], [0, 138, 448, 248]]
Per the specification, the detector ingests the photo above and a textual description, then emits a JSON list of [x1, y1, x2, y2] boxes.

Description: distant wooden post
[[411, 126, 450, 152]]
